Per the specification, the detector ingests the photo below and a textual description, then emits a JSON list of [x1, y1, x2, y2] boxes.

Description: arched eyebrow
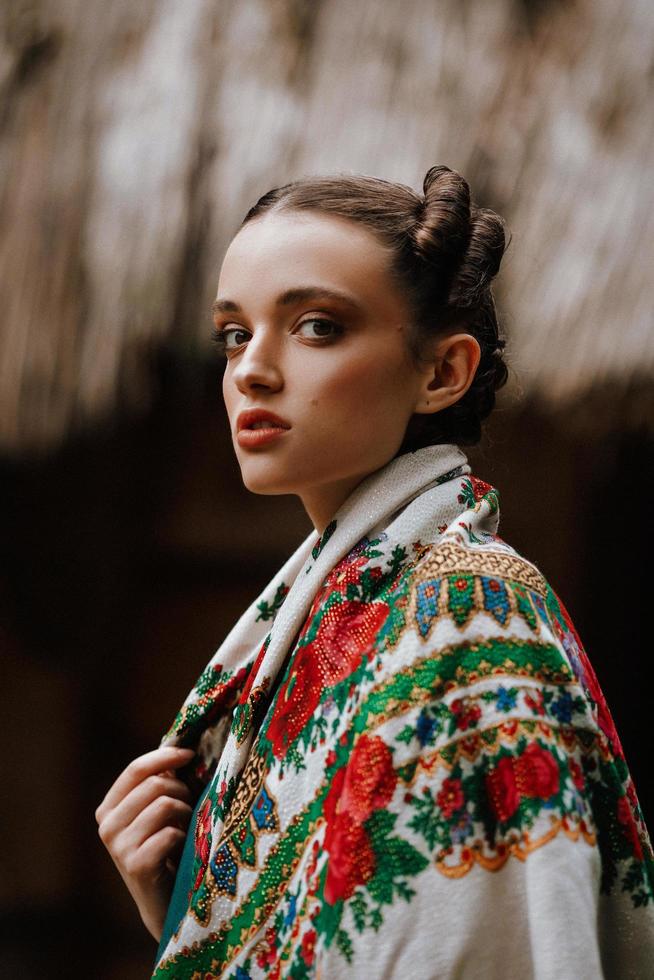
[[211, 286, 363, 318]]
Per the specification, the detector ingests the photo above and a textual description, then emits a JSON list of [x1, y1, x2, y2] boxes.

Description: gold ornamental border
[[220, 749, 269, 843], [420, 540, 549, 597]]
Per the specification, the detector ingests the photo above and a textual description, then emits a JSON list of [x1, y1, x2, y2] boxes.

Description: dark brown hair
[[240, 165, 509, 447]]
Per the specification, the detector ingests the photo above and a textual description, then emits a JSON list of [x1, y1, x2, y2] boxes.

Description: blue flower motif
[[450, 811, 473, 843], [551, 691, 574, 724], [416, 709, 438, 747], [234, 967, 252, 980], [495, 686, 517, 712], [210, 841, 238, 896], [284, 893, 297, 927], [252, 786, 276, 831]]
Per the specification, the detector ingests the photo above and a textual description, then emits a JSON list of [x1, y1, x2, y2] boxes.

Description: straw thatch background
[[1, 0, 653, 455], [1, 2, 652, 977]]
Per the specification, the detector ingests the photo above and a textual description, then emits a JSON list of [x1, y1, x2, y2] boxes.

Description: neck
[[299, 473, 370, 535]]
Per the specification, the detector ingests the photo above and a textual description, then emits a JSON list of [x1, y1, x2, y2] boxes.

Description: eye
[[213, 326, 251, 352], [295, 318, 343, 341]]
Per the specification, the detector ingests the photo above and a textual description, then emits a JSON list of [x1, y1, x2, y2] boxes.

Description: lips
[[237, 409, 291, 433], [236, 409, 291, 449]]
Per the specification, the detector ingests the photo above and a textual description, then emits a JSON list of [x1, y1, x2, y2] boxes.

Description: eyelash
[[211, 318, 344, 354]]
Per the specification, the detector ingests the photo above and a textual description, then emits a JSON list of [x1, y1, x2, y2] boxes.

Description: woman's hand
[[95, 745, 196, 941]]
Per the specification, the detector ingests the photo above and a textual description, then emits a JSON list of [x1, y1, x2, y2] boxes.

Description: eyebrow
[[211, 286, 363, 318]]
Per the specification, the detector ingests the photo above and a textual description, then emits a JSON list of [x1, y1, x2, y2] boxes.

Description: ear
[[413, 333, 481, 415]]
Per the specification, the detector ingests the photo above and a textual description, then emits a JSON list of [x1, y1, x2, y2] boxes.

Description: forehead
[[218, 211, 399, 308]]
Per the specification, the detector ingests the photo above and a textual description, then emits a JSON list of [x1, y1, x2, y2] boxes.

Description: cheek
[[306, 352, 412, 426], [222, 370, 237, 422]]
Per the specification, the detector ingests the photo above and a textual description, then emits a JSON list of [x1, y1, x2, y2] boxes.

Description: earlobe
[[414, 333, 481, 415]]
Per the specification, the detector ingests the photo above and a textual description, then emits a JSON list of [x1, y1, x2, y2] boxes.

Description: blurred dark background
[[1, 1, 653, 977]]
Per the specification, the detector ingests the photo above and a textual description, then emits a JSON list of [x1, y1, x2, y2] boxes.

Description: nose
[[230, 328, 284, 396]]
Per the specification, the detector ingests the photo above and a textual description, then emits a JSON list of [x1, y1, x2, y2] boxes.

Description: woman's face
[[215, 210, 431, 530]]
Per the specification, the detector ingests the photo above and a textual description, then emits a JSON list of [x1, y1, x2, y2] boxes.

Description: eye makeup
[[212, 315, 346, 355]]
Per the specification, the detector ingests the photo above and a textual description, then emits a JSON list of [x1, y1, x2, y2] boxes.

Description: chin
[[243, 481, 290, 497], [239, 466, 295, 497]]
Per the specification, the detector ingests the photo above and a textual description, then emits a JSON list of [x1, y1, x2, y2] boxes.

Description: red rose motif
[[515, 743, 559, 799], [324, 767, 347, 825], [324, 811, 376, 904], [300, 929, 317, 966], [340, 734, 397, 821], [256, 927, 278, 969], [322, 734, 397, 904], [470, 476, 493, 501], [193, 796, 213, 890], [436, 777, 464, 819], [312, 601, 389, 681], [266, 601, 389, 757], [486, 743, 560, 823], [325, 553, 370, 595], [486, 756, 519, 822], [265, 667, 315, 757], [451, 698, 482, 731]]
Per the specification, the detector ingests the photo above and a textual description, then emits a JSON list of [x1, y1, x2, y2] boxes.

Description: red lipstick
[[236, 409, 291, 448]]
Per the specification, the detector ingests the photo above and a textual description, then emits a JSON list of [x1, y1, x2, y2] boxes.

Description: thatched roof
[[1, 0, 652, 455]]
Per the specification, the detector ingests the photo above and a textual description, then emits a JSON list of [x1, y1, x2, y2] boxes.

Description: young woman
[[96, 165, 654, 978]]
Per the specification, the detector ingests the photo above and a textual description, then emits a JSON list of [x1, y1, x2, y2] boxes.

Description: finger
[[96, 746, 194, 825], [98, 774, 192, 844], [127, 796, 193, 852], [96, 746, 194, 822], [129, 825, 189, 884]]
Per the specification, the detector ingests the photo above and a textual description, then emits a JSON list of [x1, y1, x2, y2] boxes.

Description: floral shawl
[[152, 444, 654, 979]]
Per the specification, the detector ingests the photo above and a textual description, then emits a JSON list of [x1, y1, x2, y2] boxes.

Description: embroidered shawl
[[152, 444, 654, 979]]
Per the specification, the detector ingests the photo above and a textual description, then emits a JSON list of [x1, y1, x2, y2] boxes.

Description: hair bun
[[412, 165, 471, 272], [449, 208, 507, 308], [412, 165, 507, 311]]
